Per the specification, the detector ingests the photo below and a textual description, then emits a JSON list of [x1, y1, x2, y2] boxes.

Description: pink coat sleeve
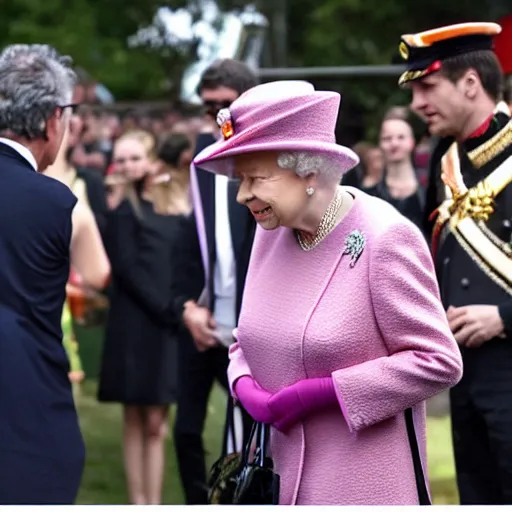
[[332, 221, 463, 432], [227, 341, 253, 399]]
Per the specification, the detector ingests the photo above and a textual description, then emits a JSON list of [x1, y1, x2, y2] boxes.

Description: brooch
[[343, 229, 365, 267], [216, 108, 234, 140]]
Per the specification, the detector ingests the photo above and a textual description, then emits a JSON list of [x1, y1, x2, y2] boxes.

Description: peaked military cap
[[398, 22, 502, 86]]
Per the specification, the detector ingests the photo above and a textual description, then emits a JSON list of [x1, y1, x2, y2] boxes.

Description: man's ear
[[45, 109, 61, 139], [461, 69, 481, 100]]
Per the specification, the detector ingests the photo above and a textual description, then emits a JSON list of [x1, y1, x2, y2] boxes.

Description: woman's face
[[113, 138, 151, 181], [379, 119, 415, 164], [363, 148, 384, 178], [235, 151, 312, 230]]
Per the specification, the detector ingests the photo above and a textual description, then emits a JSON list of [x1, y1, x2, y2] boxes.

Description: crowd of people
[[0, 18, 510, 507]]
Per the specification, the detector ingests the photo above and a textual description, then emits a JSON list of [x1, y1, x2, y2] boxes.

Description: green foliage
[[76, 380, 227, 504], [0, 0, 507, 117], [0, 0, 188, 100], [284, 0, 499, 140]]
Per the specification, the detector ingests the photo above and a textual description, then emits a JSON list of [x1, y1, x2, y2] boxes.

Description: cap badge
[[399, 41, 409, 60]]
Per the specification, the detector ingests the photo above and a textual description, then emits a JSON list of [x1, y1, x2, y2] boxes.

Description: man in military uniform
[[398, 22, 512, 504]]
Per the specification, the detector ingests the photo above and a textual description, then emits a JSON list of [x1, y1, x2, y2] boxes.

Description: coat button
[[461, 277, 470, 289], [503, 219, 511, 230], [443, 257, 450, 265]]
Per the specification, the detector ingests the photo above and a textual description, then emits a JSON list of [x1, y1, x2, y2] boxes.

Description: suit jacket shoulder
[[0, 149, 77, 251]]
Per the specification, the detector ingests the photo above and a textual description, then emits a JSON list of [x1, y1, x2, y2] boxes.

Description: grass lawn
[[427, 416, 459, 504], [76, 380, 226, 504], [75, 381, 458, 505]]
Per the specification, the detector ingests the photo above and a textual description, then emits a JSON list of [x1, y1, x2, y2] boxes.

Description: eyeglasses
[[58, 103, 80, 114], [203, 100, 233, 120]]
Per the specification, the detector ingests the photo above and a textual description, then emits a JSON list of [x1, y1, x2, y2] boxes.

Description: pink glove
[[268, 377, 338, 433], [234, 376, 275, 424]]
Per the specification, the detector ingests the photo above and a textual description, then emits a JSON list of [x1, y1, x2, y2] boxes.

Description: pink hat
[[193, 81, 359, 177]]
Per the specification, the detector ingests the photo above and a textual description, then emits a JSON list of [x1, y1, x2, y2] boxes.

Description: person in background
[[377, 114, 425, 230], [171, 59, 258, 505], [70, 111, 108, 173], [151, 132, 193, 216], [98, 130, 185, 505], [400, 21, 512, 504], [414, 130, 433, 188], [49, 113, 109, 239], [380, 105, 432, 188], [0, 43, 85, 504], [151, 116, 166, 137], [43, 124, 110, 388], [343, 141, 384, 194]]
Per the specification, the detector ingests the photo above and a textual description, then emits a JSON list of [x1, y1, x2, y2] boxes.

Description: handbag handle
[[239, 421, 270, 469], [254, 422, 270, 468], [240, 420, 259, 468], [226, 400, 238, 453]]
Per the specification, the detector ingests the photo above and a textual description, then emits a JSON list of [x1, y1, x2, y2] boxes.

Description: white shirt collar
[[0, 137, 37, 171]]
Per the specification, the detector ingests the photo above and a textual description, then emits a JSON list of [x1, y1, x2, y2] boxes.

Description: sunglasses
[[203, 99, 233, 119], [58, 103, 80, 115]]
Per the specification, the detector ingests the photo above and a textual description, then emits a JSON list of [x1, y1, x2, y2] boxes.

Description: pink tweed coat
[[228, 187, 462, 505]]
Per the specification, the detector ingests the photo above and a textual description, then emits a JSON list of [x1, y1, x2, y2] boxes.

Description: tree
[[0, 0, 508, 114], [282, 0, 504, 139], [0, 0, 188, 100]]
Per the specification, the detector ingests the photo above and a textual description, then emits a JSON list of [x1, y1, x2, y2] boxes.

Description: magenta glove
[[268, 377, 338, 433], [234, 376, 275, 424]]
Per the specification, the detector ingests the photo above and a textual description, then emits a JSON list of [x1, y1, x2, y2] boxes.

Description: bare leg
[[123, 405, 146, 504], [143, 405, 169, 505]]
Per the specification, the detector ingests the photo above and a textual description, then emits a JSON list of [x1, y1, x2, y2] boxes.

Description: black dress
[[375, 179, 425, 233], [98, 195, 187, 405]]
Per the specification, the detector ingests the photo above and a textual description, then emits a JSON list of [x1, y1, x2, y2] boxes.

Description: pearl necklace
[[296, 187, 344, 251]]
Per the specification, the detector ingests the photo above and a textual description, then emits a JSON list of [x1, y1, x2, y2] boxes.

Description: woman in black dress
[[98, 130, 192, 504], [376, 115, 425, 232]]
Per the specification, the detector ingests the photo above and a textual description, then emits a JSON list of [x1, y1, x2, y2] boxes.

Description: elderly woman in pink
[[193, 81, 462, 505]]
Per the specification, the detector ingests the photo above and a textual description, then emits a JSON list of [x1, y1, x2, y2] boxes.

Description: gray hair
[[277, 151, 342, 184], [0, 44, 76, 140]]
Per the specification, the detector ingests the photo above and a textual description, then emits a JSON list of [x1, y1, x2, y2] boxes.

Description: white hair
[[0, 44, 76, 140], [276, 151, 342, 184]]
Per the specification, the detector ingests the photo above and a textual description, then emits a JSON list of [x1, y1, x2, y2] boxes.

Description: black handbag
[[232, 421, 280, 505], [208, 406, 424, 505], [207, 405, 243, 504], [208, 418, 280, 505]]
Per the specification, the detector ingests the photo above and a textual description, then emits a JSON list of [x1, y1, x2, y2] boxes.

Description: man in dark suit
[[0, 44, 85, 503], [172, 59, 258, 504]]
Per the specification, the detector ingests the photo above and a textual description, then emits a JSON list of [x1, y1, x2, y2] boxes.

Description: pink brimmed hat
[[193, 81, 359, 176]]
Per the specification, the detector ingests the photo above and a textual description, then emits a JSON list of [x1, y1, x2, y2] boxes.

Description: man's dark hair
[[157, 132, 191, 168], [197, 59, 259, 96], [441, 50, 504, 102], [504, 75, 512, 104]]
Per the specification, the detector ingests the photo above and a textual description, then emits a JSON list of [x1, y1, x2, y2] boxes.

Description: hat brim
[[193, 138, 359, 177]]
